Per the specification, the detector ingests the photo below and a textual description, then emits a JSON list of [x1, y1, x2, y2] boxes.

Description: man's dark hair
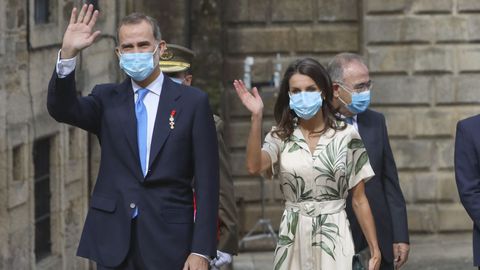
[[116, 13, 162, 43]]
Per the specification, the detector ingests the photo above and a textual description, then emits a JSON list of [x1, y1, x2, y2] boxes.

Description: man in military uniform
[[160, 44, 239, 270]]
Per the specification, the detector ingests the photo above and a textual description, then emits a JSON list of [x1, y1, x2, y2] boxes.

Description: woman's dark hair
[[272, 58, 343, 140]]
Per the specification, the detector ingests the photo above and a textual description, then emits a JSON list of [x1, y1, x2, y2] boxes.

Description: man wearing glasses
[[327, 53, 410, 270]]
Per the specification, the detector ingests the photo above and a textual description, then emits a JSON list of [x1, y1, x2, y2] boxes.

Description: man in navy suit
[[328, 53, 410, 270], [47, 4, 219, 270], [455, 115, 480, 269]]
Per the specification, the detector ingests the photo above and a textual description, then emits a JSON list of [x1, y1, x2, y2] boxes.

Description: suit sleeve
[[381, 115, 409, 243], [47, 68, 102, 134], [191, 94, 220, 258], [215, 117, 239, 254], [455, 121, 480, 227]]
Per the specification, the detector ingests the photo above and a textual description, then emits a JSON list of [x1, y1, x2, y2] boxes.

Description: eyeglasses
[[336, 80, 373, 93]]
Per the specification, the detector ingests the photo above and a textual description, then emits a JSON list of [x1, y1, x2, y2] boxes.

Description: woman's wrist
[[251, 112, 263, 121], [370, 247, 381, 258]]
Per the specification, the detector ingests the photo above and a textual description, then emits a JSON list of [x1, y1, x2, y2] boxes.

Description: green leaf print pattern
[[274, 211, 300, 269], [284, 134, 307, 153], [288, 143, 301, 153], [314, 136, 349, 201], [274, 249, 288, 270], [283, 171, 314, 201], [312, 215, 340, 260], [355, 151, 368, 175], [347, 138, 364, 149], [316, 185, 340, 201], [314, 136, 347, 184], [348, 138, 368, 175]]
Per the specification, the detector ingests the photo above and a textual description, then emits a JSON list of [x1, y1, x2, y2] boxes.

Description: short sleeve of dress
[[261, 127, 283, 175], [346, 126, 375, 190]]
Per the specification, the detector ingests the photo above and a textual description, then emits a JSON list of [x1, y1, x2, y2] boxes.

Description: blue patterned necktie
[[136, 88, 149, 176]]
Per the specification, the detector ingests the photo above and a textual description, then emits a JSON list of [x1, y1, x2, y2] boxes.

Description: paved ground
[[232, 233, 476, 270]]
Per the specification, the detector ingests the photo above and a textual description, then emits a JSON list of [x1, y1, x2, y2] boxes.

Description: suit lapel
[[357, 110, 378, 170], [148, 77, 182, 169], [115, 79, 144, 174], [357, 111, 375, 151]]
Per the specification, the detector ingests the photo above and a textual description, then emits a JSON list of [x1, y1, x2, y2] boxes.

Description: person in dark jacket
[[328, 53, 410, 270]]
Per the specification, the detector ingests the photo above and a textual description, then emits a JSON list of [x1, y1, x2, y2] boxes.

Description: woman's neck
[[298, 111, 325, 132]]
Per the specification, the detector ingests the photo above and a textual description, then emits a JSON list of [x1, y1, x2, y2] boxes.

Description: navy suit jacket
[[346, 109, 409, 263], [455, 114, 480, 266], [47, 70, 219, 269]]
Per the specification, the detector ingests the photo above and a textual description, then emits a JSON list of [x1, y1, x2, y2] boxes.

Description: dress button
[[130, 203, 136, 209]]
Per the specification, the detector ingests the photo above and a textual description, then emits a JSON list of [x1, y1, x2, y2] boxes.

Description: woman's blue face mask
[[289, 91, 323, 120]]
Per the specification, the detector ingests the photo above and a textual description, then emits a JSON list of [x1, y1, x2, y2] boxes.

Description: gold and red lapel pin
[[169, 109, 176, 129]]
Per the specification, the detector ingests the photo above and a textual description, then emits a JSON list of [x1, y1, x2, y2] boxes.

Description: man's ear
[[158, 40, 167, 55], [332, 83, 340, 98], [184, 75, 193, 86], [114, 47, 121, 58]]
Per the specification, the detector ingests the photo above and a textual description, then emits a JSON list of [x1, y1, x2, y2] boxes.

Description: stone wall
[[363, 0, 479, 233], [0, 1, 125, 269]]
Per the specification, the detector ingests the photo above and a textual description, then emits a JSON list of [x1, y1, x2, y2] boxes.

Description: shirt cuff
[[56, 49, 76, 78], [191, 252, 211, 262]]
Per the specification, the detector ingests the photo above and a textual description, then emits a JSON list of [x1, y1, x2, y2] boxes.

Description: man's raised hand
[[61, 4, 101, 59]]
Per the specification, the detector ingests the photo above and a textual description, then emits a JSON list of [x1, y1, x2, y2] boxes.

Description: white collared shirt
[[351, 114, 359, 131], [336, 111, 359, 131], [56, 50, 163, 174]]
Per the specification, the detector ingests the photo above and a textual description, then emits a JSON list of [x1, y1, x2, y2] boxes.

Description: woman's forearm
[[351, 183, 380, 258], [352, 196, 379, 253], [246, 113, 263, 175]]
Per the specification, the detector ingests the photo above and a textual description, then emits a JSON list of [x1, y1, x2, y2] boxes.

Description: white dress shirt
[[351, 114, 359, 131]]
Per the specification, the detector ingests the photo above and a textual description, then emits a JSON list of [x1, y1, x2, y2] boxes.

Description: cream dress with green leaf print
[[262, 122, 374, 270]]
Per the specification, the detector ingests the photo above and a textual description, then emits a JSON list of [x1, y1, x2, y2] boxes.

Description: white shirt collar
[[336, 112, 357, 123], [131, 71, 164, 96]]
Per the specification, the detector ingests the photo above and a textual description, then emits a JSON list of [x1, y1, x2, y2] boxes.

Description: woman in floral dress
[[233, 58, 381, 270]]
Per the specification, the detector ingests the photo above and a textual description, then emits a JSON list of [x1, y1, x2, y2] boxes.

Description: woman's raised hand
[[233, 80, 264, 116], [61, 4, 101, 59]]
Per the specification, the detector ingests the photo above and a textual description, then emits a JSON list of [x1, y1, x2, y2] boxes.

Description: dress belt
[[285, 199, 346, 217]]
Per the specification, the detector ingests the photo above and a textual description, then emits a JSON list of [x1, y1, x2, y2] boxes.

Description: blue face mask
[[119, 46, 158, 81], [339, 86, 371, 114], [289, 91, 323, 120]]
